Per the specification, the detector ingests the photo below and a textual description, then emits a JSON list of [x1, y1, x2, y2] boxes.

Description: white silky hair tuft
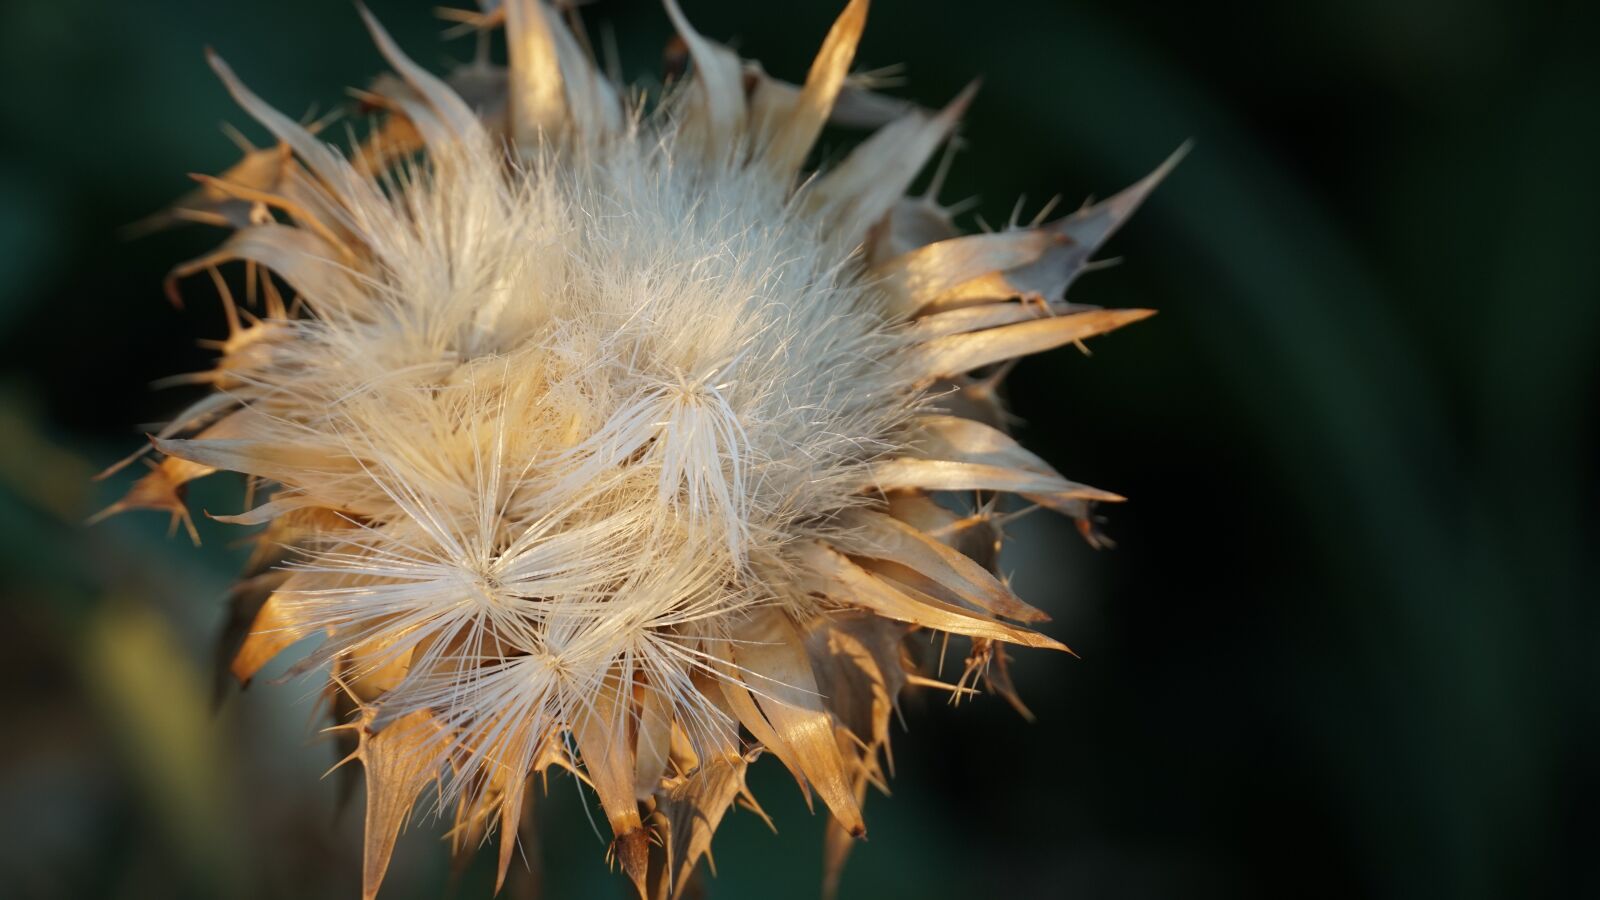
[[240, 124, 918, 792]]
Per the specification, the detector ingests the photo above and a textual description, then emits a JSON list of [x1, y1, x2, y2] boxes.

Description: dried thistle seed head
[[105, 1, 1179, 897]]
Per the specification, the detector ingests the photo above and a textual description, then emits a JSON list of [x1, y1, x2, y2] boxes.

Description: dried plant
[[103, 1, 1177, 896]]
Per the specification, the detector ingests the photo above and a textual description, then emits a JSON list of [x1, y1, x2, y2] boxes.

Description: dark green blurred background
[[1, 1, 1596, 897]]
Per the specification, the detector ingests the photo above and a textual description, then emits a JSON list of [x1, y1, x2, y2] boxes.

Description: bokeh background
[[1, 0, 1596, 897]]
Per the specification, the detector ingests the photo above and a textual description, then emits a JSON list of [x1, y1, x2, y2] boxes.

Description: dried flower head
[[104, 1, 1177, 896]]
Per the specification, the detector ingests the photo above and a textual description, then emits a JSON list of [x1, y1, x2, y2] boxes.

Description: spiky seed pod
[[105, 2, 1179, 897]]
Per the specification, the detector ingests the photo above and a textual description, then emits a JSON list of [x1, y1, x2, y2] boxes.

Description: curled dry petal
[[663, 0, 746, 154]]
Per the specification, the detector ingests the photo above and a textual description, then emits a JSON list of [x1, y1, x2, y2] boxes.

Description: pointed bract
[[760, 0, 870, 178], [357, 711, 445, 900]]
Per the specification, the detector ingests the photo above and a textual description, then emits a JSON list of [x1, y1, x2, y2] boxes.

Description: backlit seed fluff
[[104, 1, 1181, 897]]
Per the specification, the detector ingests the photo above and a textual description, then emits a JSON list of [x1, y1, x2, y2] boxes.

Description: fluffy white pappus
[[251, 125, 919, 786]]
